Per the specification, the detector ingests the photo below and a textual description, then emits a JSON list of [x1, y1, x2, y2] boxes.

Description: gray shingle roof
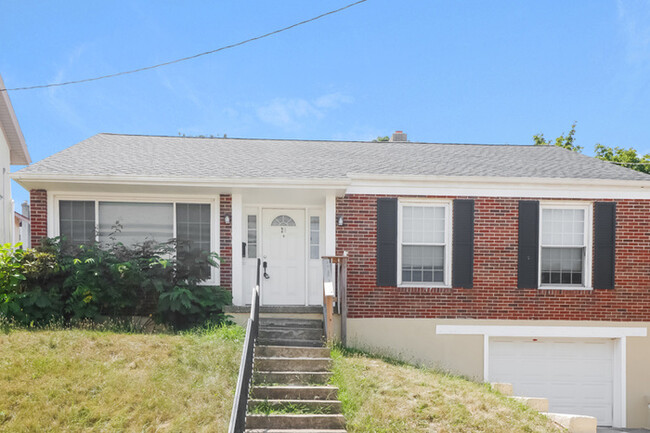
[[15, 133, 650, 182]]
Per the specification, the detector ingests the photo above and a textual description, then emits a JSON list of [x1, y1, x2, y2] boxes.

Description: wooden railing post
[[322, 255, 349, 345]]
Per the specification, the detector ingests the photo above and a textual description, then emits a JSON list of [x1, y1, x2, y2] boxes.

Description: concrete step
[[246, 414, 346, 430], [256, 345, 330, 358], [245, 428, 347, 433], [251, 385, 338, 401], [512, 396, 549, 412], [258, 338, 324, 348], [260, 318, 323, 329], [259, 327, 324, 341], [542, 412, 597, 433], [255, 371, 331, 385], [256, 357, 331, 373], [248, 398, 342, 413]]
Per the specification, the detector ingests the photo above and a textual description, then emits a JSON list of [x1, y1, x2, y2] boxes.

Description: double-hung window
[[539, 203, 591, 288], [398, 200, 451, 287]]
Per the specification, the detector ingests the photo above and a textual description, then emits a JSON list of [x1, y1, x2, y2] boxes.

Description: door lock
[[262, 261, 270, 279]]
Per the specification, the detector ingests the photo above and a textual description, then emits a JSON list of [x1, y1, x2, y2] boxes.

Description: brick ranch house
[[12, 132, 650, 428]]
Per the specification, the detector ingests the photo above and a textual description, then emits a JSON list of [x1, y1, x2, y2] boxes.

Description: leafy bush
[[0, 237, 231, 329]]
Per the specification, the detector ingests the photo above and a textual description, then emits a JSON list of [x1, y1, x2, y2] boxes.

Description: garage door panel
[[489, 338, 614, 426]]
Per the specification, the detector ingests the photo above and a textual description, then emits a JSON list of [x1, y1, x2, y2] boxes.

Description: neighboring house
[[11, 131, 650, 428], [14, 201, 30, 248], [0, 74, 31, 244]]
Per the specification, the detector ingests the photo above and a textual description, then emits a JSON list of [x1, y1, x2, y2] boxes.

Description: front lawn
[[0, 325, 243, 432]]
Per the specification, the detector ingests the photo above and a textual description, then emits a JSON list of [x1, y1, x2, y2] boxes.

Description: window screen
[[177, 203, 211, 279], [59, 200, 95, 245], [541, 208, 585, 285], [401, 205, 446, 283]]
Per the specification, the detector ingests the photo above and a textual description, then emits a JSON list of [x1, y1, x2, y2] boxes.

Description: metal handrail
[[228, 258, 261, 433]]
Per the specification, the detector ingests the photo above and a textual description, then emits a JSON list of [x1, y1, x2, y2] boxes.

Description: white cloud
[[617, 0, 650, 66], [47, 44, 93, 132], [256, 92, 354, 129]]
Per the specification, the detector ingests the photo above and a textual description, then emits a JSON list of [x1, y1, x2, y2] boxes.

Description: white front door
[[489, 338, 615, 426], [261, 209, 306, 305]]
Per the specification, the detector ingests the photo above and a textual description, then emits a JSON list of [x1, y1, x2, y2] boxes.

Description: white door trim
[[436, 324, 647, 428]]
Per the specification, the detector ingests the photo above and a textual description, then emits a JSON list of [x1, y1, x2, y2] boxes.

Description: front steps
[[245, 318, 346, 433]]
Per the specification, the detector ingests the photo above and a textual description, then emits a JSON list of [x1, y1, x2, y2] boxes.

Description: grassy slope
[[0, 326, 243, 433], [330, 347, 563, 433]]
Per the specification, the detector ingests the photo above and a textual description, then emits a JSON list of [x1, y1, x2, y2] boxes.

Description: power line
[[607, 161, 650, 165], [0, 0, 368, 92]]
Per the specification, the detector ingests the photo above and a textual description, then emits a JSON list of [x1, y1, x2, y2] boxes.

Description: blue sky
[[2, 1, 650, 210]]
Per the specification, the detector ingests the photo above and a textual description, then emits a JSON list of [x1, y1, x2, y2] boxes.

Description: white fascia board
[[436, 325, 648, 338], [0, 75, 30, 165], [346, 174, 650, 199], [10, 173, 350, 190]]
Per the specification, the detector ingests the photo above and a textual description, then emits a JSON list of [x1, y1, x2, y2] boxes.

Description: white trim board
[[436, 325, 647, 338]]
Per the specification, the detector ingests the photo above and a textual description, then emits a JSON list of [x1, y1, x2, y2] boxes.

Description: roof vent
[[390, 131, 407, 142]]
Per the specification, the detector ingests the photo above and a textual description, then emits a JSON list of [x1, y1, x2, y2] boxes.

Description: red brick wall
[[30, 189, 48, 247], [336, 194, 650, 321], [220, 195, 232, 291]]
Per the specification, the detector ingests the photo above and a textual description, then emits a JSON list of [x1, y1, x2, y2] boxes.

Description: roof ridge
[[97, 132, 542, 147]]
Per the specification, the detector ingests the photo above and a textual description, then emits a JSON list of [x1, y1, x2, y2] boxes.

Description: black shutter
[[518, 200, 539, 289], [376, 198, 398, 286], [452, 199, 474, 288], [594, 202, 616, 290]]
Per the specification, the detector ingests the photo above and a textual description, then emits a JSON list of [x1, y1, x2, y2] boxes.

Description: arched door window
[[271, 215, 296, 227]]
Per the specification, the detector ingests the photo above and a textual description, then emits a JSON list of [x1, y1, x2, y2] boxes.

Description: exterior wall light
[[224, 214, 231, 224], [337, 216, 344, 226]]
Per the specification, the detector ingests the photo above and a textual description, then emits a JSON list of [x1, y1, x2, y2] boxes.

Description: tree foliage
[[533, 121, 583, 152], [533, 122, 650, 175], [594, 144, 650, 174], [373, 136, 390, 142]]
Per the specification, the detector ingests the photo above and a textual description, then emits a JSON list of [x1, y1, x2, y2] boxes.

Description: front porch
[[228, 188, 340, 307]]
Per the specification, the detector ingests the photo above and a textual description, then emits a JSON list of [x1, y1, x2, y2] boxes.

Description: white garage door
[[489, 338, 614, 426]]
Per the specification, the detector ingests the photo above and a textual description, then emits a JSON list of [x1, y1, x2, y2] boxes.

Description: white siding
[[0, 131, 12, 244]]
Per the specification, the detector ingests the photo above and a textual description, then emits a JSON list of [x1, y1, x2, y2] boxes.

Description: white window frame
[[538, 201, 593, 290], [52, 193, 219, 285], [397, 198, 452, 288]]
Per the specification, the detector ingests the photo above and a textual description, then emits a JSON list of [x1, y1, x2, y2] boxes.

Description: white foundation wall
[[347, 318, 650, 428]]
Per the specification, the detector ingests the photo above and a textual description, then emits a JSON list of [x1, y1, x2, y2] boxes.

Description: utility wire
[[607, 161, 650, 165], [0, 0, 367, 92]]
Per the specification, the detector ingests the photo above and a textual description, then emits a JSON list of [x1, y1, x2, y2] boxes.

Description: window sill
[[398, 284, 452, 289], [538, 285, 593, 291]]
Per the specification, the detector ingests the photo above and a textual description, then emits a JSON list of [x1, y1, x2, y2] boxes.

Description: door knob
[[262, 261, 270, 279]]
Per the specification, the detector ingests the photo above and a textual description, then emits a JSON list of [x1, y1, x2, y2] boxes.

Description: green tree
[[373, 136, 389, 142], [594, 144, 650, 174], [533, 121, 583, 152]]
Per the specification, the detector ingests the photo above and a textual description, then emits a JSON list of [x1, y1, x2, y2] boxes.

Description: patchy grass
[[248, 401, 332, 415], [0, 324, 244, 433], [330, 346, 563, 433]]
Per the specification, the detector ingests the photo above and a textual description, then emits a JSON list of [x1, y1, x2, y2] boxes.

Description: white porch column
[[325, 193, 336, 256], [231, 193, 243, 305]]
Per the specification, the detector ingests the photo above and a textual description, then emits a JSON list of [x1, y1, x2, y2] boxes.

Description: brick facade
[[336, 194, 650, 321], [30, 189, 47, 247], [220, 194, 232, 291]]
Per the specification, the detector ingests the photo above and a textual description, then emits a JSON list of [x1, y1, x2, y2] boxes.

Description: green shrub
[[0, 237, 231, 329]]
